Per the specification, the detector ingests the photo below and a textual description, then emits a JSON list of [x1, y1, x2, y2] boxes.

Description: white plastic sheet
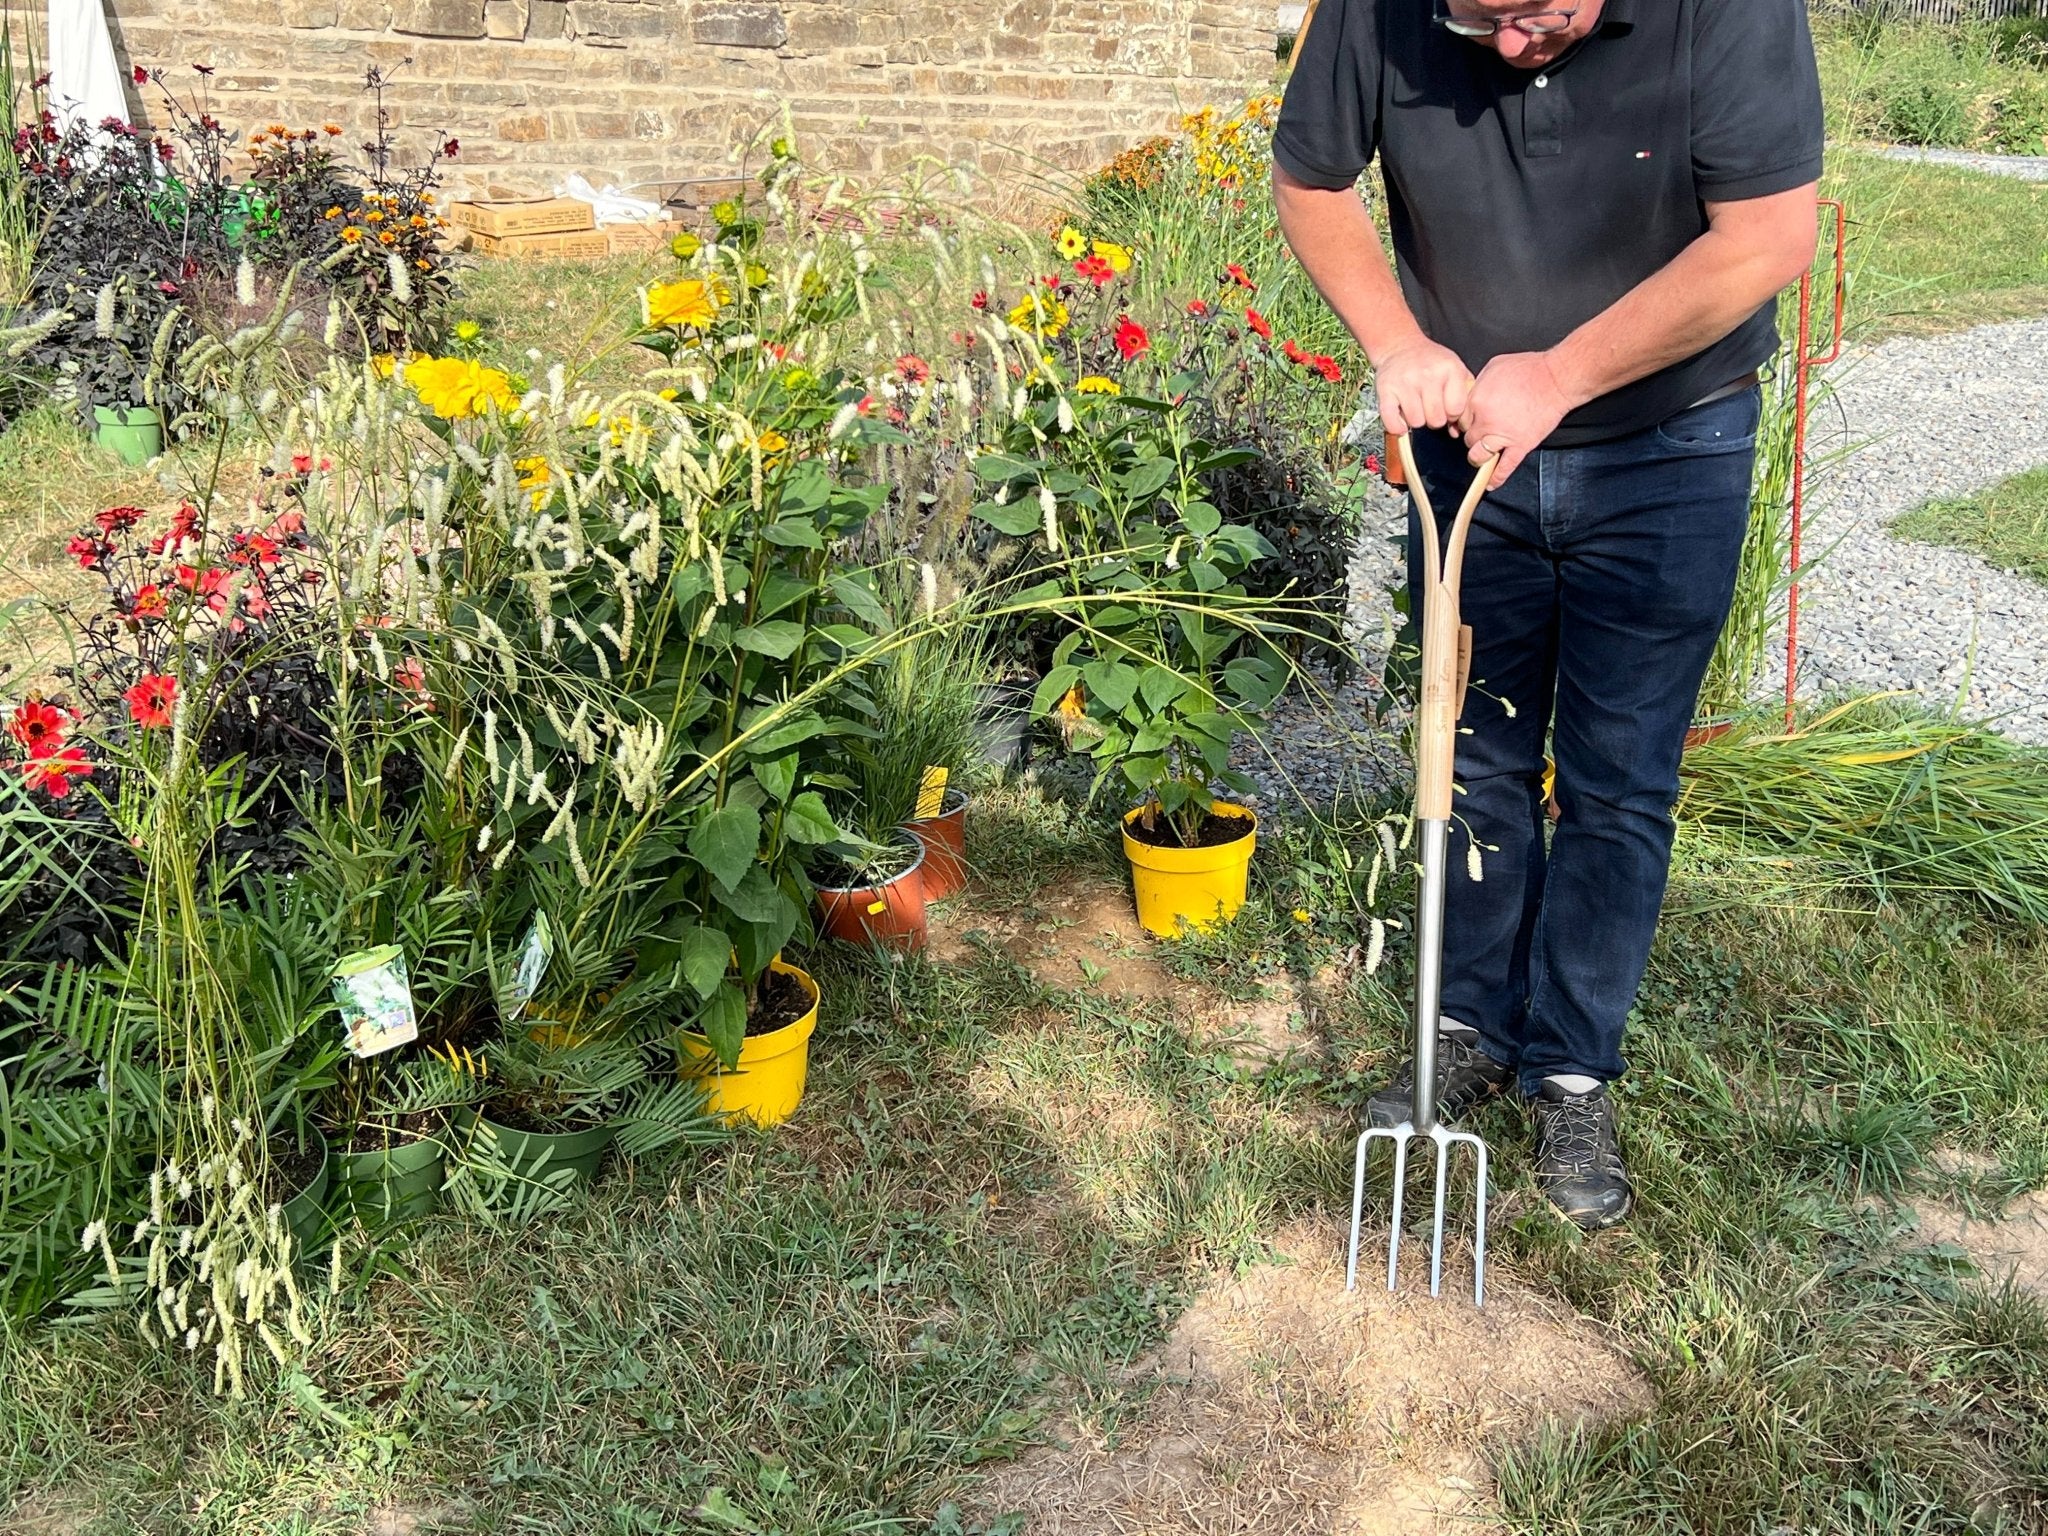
[[47, 0, 130, 136]]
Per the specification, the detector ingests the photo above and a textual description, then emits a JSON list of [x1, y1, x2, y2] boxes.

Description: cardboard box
[[449, 196, 595, 238], [605, 218, 682, 254], [469, 227, 613, 261]]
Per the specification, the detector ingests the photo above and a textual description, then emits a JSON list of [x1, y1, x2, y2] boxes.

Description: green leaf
[[690, 804, 761, 892], [1195, 447, 1259, 473], [1223, 656, 1284, 710], [1188, 558, 1226, 592], [1181, 499, 1222, 537], [1123, 458, 1176, 501], [752, 569, 815, 620], [973, 451, 1038, 483], [762, 519, 826, 549], [720, 863, 793, 923], [972, 499, 1043, 537], [1139, 666, 1188, 711], [1083, 660, 1139, 712], [744, 710, 827, 756], [693, 984, 749, 1071], [734, 620, 805, 659], [781, 790, 839, 844], [752, 751, 797, 802], [1032, 664, 1082, 717], [678, 925, 731, 999], [827, 573, 889, 630]]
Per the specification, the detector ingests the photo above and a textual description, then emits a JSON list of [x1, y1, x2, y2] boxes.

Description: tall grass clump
[[1814, 3, 2048, 154]]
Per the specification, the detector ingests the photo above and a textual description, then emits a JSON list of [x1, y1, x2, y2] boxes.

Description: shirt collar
[[1596, 0, 1633, 34]]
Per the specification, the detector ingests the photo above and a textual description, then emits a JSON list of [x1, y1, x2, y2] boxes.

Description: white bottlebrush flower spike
[[1366, 917, 1386, 974], [236, 256, 257, 307], [1466, 842, 1484, 882]]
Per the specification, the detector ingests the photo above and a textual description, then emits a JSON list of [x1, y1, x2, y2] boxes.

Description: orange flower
[[324, 206, 342, 219], [339, 226, 363, 243], [378, 230, 397, 245], [323, 122, 343, 136], [364, 209, 384, 222]]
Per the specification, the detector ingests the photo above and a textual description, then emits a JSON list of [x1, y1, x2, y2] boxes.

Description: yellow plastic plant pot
[[1122, 801, 1258, 938], [677, 958, 821, 1128]]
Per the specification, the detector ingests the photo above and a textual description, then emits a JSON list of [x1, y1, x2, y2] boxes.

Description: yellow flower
[[1054, 225, 1087, 259], [755, 428, 789, 461], [1291, 907, 1313, 925], [515, 454, 551, 488], [644, 277, 721, 330], [1090, 239, 1132, 274], [670, 230, 702, 260], [323, 205, 342, 220], [744, 262, 769, 286], [371, 353, 396, 378], [1075, 375, 1120, 395], [402, 355, 516, 420], [1008, 291, 1069, 338], [378, 230, 397, 245], [657, 387, 680, 401], [453, 319, 481, 342], [339, 226, 363, 244]]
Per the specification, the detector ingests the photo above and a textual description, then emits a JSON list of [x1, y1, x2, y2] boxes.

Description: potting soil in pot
[[1125, 808, 1253, 851], [748, 966, 814, 1036]]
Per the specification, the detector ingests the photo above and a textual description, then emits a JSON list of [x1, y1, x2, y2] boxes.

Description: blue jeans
[[1404, 386, 1761, 1094]]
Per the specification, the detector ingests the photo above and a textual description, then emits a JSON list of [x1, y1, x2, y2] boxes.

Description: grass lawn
[[1893, 465, 2048, 584], [3, 781, 2046, 1535], [1823, 149, 2048, 343]]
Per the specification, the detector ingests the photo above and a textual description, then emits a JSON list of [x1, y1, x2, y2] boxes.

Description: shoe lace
[[1541, 1095, 1613, 1177]]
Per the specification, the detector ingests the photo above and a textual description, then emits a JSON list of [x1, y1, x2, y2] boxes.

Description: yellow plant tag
[[866, 898, 889, 915], [914, 764, 949, 820]]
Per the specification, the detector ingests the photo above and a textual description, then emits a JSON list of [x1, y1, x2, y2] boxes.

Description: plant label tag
[[914, 765, 949, 820], [506, 914, 553, 1015], [331, 945, 418, 1059], [866, 898, 888, 915]]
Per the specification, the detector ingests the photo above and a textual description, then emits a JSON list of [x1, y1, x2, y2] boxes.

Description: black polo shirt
[[1274, 0, 1825, 444]]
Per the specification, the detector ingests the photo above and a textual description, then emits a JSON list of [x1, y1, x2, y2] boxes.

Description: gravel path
[[1870, 145, 2048, 181], [1242, 312, 2048, 806]]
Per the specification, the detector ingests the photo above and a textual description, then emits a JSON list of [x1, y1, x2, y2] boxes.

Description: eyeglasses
[[1432, 3, 1580, 36]]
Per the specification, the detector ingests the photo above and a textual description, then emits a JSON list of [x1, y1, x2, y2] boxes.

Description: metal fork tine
[[1345, 1130, 1372, 1291], [1429, 1129, 1450, 1297], [1385, 1131, 1410, 1292]]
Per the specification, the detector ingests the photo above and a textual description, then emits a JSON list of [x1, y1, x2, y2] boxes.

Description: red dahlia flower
[[1073, 255, 1114, 288], [893, 353, 931, 384], [1185, 298, 1210, 317], [1224, 263, 1256, 291], [1245, 307, 1271, 340], [95, 505, 145, 534], [1282, 338, 1308, 364], [174, 564, 232, 612], [66, 534, 110, 570], [131, 583, 168, 621], [22, 746, 93, 798], [1312, 354, 1343, 383], [970, 291, 989, 310], [1113, 316, 1149, 360], [124, 673, 177, 730], [8, 698, 68, 755]]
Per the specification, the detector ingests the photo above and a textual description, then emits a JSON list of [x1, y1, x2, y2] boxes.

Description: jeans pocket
[[1653, 385, 1762, 453]]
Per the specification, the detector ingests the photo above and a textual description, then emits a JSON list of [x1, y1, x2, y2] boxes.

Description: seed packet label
[[331, 945, 418, 1059], [507, 914, 552, 1015], [914, 765, 949, 821]]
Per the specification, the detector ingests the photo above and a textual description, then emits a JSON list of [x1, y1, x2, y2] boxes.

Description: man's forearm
[[1271, 169, 1421, 366], [1544, 184, 1820, 410]]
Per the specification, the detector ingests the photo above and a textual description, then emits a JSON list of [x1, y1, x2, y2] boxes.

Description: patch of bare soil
[[1911, 1190, 2048, 1297], [977, 1219, 1651, 1535], [1, 1497, 91, 1536], [930, 879, 1327, 1063]]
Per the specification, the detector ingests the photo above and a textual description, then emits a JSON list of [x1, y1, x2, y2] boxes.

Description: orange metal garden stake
[[1785, 198, 1846, 729]]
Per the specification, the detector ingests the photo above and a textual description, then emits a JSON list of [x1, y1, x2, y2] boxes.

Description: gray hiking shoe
[[1364, 1029, 1514, 1130]]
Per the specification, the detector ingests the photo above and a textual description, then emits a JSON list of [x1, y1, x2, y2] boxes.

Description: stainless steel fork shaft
[[1410, 817, 1450, 1133]]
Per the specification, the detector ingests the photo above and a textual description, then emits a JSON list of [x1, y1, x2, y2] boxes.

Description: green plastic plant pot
[[92, 405, 163, 466], [456, 1107, 616, 1186], [335, 1132, 446, 1228], [278, 1125, 332, 1255]]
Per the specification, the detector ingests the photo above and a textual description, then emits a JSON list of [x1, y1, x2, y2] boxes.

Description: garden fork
[[1345, 432, 1498, 1308]]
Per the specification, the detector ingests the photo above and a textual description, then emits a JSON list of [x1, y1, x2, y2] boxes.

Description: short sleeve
[[1691, 0, 1825, 201], [1273, 0, 1382, 191]]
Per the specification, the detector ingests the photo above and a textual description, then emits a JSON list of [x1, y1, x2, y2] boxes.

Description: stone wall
[[81, 0, 1279, 202]]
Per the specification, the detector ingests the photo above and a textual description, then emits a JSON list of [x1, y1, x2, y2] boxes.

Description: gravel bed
[[1241, 313, 2048, 809], [1766, 314, 2048, 742], [1869, 145, 2048, 181]]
